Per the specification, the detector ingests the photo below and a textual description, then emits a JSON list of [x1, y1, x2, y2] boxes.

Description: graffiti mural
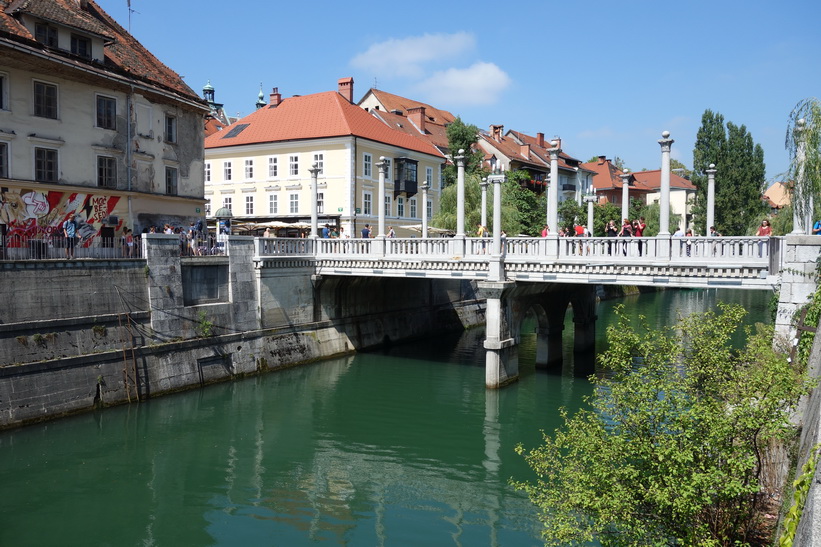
[[0, 187, 123, 247]]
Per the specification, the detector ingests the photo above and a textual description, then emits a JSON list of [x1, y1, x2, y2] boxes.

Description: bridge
[[252, 233, 816, 389], [255, 235, 781, 290]]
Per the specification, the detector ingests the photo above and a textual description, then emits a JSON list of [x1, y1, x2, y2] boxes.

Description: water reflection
[[0, 288, 770, 546]]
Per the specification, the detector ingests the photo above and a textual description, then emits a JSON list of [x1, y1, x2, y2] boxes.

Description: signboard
[[355, 208, 361, 214], [338, 207, 343, 212], [196, 208, 201, 213]]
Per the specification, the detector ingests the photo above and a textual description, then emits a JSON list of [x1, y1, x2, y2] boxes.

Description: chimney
[[490, 124, 503, 142], [520, 143, 531, 158], [77, 0, 88, 9], [408, 106, 426, 134], [598, 155, 606, 164], [269, 87, 281, 107], [338, 77, 354, 103], [536, 132, 544, 148]]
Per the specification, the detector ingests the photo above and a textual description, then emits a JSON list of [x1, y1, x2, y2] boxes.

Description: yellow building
[[204, 79, 445, 238]]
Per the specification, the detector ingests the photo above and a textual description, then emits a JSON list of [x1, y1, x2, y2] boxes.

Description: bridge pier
[[479, 281, 518, 388]]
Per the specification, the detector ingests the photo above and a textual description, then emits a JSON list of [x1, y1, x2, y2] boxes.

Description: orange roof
[[0, 0, 200, 102], [204, 116, 226, 137], [370, 108, 450, 150], [764, 181, 791, 208], [632, 169, 696, 191], [507, 130, 591, 173], [581, 158, 652, 193], [206, 91, 443, 158], [360, 88, 456, 127]]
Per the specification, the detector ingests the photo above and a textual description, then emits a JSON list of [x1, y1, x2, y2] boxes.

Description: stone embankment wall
[[0, 235, 484, 429]]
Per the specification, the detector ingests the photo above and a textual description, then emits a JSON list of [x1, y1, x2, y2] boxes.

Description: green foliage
[[513, 303, 811, 546], [592, 202, 622, 237], [442, 117, 484, 186], [503, 170, 543, 236], [195, 310, 214, 338], [557, 199, 585, 233], [785, 98, 821, 224], [794, 282, 821, 370], [691, 109, 768, 235], [778, 445, 821, 546], [670, 158, 692, 179]]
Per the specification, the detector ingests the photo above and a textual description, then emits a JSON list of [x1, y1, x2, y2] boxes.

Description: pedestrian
[[263, 227, 271, 238], [63, 214, 78, 259], [618, 218, 632, 256], [361, 224, 371, 238], [756, 219, 772, 237], [541, 224, 549, 237], [813, 219, 821, 235], [322, 224, 330, 238], [684, 229, 693, 257], [387, 226, 395, 238], [339, 227, 350, 239], [605, 220, 617, 256]]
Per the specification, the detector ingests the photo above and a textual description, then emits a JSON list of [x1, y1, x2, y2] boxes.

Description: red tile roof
[[632, 169, 696, 191], [206, 91, 444, 158], [361, 88, 456, 127], [506, 130, 592, 174], [581, 158, 652, 193], [0, 0, 200, 102], [370, 108, 450, 150]]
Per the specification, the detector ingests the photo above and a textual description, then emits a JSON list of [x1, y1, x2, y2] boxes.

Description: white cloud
[[415, 62, 511, 107], [350, 32, 475, 78]]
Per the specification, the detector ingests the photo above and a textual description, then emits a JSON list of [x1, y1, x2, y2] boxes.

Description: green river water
[[0, 288, 771, 546]]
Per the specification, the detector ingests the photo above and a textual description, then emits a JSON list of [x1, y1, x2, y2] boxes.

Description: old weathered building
[[0, 0, 208, 245]]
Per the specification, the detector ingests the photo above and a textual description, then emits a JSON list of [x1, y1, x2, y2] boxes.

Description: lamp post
[[420, 181, 430, 239], [658, 131, 674, 236], [706, 163, 716, 235], [308, 162, 320, 239], [620, 169, 631, 222], [480, 177, 489, 230]]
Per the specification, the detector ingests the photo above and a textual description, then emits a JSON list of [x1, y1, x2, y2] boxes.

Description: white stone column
[[658, 131, 674, 236], [456, 149, 466, 237], [376, 157, 387, 238], [420, 181, 429, 239], [584, 194, 596, 235], [309, 163, 320, 239], [487, 173, 505, 282], [480, 177, 489, 230], [793, 119, 809, 234], [706, 164, 716, 235], [620, 170, 631, 222], [548, 142, 560, 233]]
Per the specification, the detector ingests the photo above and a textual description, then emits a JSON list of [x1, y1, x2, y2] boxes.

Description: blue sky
[[98, 0, 820, 182]]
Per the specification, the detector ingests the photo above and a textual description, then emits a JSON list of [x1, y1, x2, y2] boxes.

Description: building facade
[[0, 0, 208, 247], [204, 79, 445, 238]]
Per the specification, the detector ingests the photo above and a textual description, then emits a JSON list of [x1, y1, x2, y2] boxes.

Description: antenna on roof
[[373, 77, 378, 90], [126, 0, 138, 33]]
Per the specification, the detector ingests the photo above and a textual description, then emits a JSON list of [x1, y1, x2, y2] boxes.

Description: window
[[409, 198, 417, 219], [165, 167, 178, 195], [313, 153, 324, 175], [384, 158, 392, 181], [164, 115, 177, 143], [0, 142, 8, 178], [223, 197, 232, 212], [397, 197, 405, 217], [97, 156, 116, 188], [384, 195, 392, 216], [439, 165, 445, 189], [289, 155, 299, 176], [34, 23, 57, 47], [426, 200, 432, 220], [426, 166, 433, 186], [0, 73, 8, 110], [204, 162, 211, 182], [96, 95, 116, 129], [317, 192, 324, 214], [34, 147, 58, 182], [363, 153, 372, 177], [33, 81, 57, 119], [205, 202, 211, 216], [71, 34, 91, 58], [289, 193, 299, 214], [405, 162, 418, 184], [245, 159, 253, 179], [245, 195, 254, 215], [268, 157, 278, 177], [363, 192, 372, 216], [223, 161, 232, 181], [269, 194, 278, 214]]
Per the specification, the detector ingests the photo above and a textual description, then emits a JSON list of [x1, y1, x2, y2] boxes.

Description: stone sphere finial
[[458, 148, 465, 155], [662, 130, 670, 138], [379, 156, 386, 161], [550, 140, 558, 147], [709, 163, 715, 169]]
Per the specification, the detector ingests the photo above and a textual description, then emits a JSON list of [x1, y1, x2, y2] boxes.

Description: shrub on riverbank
[[513, 303, 812, 545]]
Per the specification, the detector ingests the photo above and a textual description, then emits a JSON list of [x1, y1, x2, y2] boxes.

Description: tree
[[670, 158, 692, 180], [557, 199, 584, 233], [442, 117, 483, 186], [785, 98, 821, 227], [513, 304, 810, 545], [691, 109, 768, 235]]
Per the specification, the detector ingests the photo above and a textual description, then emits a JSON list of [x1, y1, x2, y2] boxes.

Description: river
[[0, 288, 771, 546]]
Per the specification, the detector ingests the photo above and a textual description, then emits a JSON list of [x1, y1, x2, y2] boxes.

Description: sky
[[97, 0, 821, 183]]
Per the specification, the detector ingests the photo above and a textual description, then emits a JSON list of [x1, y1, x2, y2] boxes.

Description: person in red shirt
[[633, 217, 646, 256]]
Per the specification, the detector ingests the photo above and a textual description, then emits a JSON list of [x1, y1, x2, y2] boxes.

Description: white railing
[[254, 235, 780, 271]]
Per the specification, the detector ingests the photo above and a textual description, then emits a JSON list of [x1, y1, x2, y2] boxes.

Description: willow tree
[[785, 98, 821, 231]]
